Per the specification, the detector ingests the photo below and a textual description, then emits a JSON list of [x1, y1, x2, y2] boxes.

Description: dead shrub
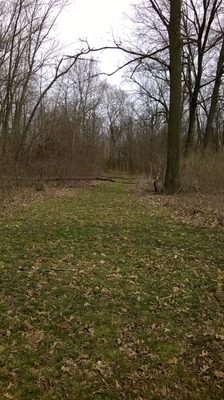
[[135, 174, 155, 194]]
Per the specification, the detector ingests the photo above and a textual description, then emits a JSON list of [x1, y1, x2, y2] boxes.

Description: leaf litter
[[0, 181, 224, 399]]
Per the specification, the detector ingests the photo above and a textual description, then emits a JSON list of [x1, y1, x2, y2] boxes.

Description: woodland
[[0, 0, 223, 193], [1, 1, 224, 399]]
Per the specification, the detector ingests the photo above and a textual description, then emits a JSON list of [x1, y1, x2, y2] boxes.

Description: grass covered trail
[[0, 182, 224, 399]]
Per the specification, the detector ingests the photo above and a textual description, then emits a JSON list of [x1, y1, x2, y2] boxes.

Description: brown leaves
[[1, 182, 224, 399], [23, 330, 45, 349], [61, 358, 78, 375], [95, 360, 111, 376], [203, 323, 224, 341], [168, 357, 179, 365], [214, 370, 224, 379], [147, 192, 224, 229]]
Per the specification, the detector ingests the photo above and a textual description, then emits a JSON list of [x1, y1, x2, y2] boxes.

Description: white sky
[[57, 0, 135, 86]]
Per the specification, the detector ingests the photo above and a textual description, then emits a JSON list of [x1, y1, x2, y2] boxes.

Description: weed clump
[[35, 180, 46, 192]]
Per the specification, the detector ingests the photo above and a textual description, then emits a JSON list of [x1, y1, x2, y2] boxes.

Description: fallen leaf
[[29, 367, 40, 376], [61, 365, 70, 373], [215, 334, 224, 341], [96, 360, 105, 368], [200, 365, 209, 373], [200, 350, 209, 357], [204, 327, 215, 337], [168, 357, 178, 365], [214, 370, 224, 379], [4, 394, 14, 399]]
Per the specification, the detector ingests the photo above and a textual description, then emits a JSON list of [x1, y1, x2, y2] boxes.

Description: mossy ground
[[0, 182, 224, 399]]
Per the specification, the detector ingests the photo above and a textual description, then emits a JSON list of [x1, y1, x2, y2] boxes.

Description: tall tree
[[104, 0, 182, 192], [204, 37, 224, 149], [183, 0, 223, 153], [164, 0, 182, 193]]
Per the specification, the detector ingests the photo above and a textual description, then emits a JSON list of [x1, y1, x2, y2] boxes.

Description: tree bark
[[164, 0, 182, 194], [204, 37, 224, 149], [184, 66, 202, 153]]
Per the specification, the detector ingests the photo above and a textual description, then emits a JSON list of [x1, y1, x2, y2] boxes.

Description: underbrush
[[135, 151, 224, 195], [182, 151, 224, 193]]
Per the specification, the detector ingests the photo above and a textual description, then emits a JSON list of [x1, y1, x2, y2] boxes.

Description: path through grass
[[1, 182, 224, 399]]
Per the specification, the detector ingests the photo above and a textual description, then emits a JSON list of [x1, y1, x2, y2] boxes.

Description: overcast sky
[[57, 0, 136, 86]]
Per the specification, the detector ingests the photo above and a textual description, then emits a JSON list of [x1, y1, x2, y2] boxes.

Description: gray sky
[[57, 0, 136, 85]]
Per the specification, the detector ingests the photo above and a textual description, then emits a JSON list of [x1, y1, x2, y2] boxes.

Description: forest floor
[[0, 180, 224, 399]]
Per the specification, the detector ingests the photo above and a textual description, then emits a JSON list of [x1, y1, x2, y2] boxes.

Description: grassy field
[[0, 182, 224, 399]]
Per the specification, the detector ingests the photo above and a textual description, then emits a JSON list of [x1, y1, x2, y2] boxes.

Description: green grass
[[0, 182, 224, 399]]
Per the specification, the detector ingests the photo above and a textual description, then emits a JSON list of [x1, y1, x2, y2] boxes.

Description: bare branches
[[148, 0, 169, 28]]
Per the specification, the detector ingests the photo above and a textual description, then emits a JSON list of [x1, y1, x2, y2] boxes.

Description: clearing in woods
[[0, 181, 224, 399]]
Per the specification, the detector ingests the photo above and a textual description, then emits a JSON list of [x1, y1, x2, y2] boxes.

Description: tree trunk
[[164, 0, 182, 194], [204, 38, 224, 149], [184, 58, 203, 154]]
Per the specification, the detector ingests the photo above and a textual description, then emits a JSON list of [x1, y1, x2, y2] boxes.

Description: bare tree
[[0, 0, 108, 175], [123, 0, 182, 192], [103, 85, 129, 169], [28, 57, 107, 177], [183, 0, 223, 153], [164, 0, 182, 193], [0, 0, 69, 167], [204, 36, 224, 149]]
